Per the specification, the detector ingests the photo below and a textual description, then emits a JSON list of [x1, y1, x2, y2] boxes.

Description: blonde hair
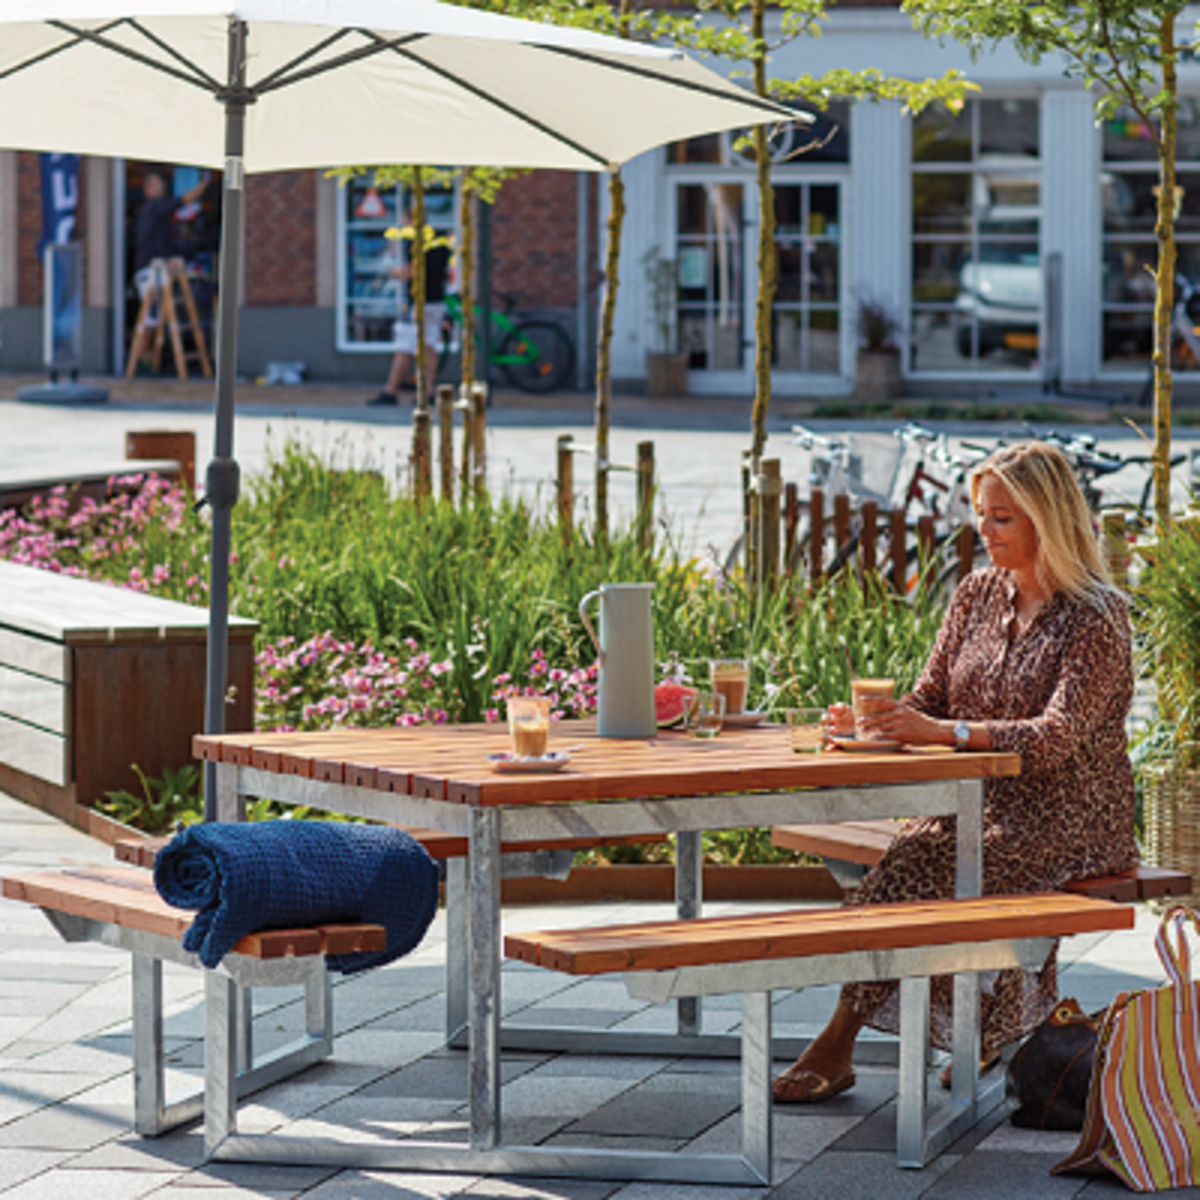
[[970, 441, 1111, 601]]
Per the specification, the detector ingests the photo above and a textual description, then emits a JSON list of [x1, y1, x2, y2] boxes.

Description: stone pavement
[[0, 788, 1192, 1200]]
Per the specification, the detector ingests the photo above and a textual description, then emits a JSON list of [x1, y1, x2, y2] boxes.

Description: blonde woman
[[773, 441, 1138, 1104]]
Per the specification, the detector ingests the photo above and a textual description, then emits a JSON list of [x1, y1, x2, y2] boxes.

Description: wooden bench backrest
[[1, 868, 386, 959], [504, 893, 1135, 976]]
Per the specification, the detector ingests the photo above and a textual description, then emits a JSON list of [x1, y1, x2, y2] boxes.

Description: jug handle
[[579, 589, 603, 667]]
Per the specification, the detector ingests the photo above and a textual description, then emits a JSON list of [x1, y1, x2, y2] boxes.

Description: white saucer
[[487, 751, 571, 774], [829, 735, 902, 754], [721, 710, 769, 728]]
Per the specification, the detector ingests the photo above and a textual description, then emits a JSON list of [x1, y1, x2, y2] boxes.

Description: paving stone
[[0, 1166, 180, 1198], [504, 1008, 633, 1031], [354, 1053, 541, 1103], [566, 1074, 736, 1140], [302, 1168, 483, 1197], [768, 1150, 959, 1199], [0, 1147, 73, 1190], [66, 1129, 207, 1171], [0, 1100, 131, 1150], [922, 1149, 1079, 1198], [157, 1161, 343, 1190], [460, 1176, 621, 1199], [685, 1109, 859, 1165]]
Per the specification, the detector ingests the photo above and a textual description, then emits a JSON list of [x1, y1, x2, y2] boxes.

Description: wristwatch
[[953, 719, 971, 752]]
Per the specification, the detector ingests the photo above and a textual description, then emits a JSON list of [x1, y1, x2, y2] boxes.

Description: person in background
[[772, 441, 1138, 1104], [133, 168, 209, 292], [367, 227, 452, 407]]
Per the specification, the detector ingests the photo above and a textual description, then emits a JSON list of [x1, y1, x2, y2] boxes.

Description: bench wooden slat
[[504, 893, 1135, 976], [771, 822, 1193, 903], [2, 868, 386, 960]]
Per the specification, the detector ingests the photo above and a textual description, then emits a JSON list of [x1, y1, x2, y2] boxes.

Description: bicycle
[[437, 292, 575, 394]]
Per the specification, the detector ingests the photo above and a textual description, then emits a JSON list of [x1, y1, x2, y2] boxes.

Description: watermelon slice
[[655, 682, 699, 728]]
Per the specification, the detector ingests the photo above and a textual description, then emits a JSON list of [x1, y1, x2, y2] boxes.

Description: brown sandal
[[772, 1064, 856, 1104]]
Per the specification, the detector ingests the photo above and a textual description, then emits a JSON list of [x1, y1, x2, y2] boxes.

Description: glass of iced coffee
[[710, 658, 750, 717], [508, 696, 551, 759], [851, 678, 894, 740]]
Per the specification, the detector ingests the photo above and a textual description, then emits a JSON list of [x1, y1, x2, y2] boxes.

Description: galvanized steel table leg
[[675, 829, 702, 1037], [896, 975, 931, 1167], [444, 856, 469, 1042], [468, 805, 502, 1149], [204, 972, 238, 1158], [214, 761, 243, 823], [132, 953, 164, 1135], [741, 991, 772, 1183], [306, 968, 332, 1043], [236, 987, 252, 1073], [952, 777, 983, 1108]]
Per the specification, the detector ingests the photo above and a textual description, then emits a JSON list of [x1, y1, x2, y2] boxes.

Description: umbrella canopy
[[0, 0, 786, 171], [0, 1, 790, 816]]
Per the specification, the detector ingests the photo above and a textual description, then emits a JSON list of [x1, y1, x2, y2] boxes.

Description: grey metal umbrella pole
[[202, 17, 248, 821]]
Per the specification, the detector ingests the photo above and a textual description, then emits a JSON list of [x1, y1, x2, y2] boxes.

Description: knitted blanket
[[154, 820, 439, 973]]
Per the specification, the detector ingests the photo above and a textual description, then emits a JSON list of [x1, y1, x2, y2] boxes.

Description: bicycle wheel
[[499, 320, 574, 393]]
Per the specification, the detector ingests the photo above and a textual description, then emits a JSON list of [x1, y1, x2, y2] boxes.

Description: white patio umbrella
[[0, 1, 788, 811]]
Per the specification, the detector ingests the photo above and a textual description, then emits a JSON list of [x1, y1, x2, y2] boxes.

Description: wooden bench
[[505, 892, 1135, 1181], [771, 820, 1193, 901], [2, 865, 385, 1137], [0, 561, 256, 829]]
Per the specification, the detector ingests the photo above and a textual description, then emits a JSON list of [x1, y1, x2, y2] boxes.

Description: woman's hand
[[826, 702, 856, 738], [856, 699, 948, 747]]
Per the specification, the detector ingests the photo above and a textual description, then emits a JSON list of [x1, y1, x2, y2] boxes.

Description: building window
[[337, 176, 454, 352], [910, 98, 1041, 373], [1101, 100, 1200, 370]]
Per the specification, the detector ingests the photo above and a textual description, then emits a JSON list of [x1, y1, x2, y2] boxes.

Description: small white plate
[[487, 751, 571, 774], [829, 735, 903, 754], [721, 710, 769, 728]]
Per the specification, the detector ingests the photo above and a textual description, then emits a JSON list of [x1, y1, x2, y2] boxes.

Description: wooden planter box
[[0, 562, 257, 829]]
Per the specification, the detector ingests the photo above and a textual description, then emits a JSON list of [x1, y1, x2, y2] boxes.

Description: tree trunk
[[1153, 14, 1177, 530], [747, 0, 776, 592], [595, 168, 625, 555], [458, 179, 476, 394]]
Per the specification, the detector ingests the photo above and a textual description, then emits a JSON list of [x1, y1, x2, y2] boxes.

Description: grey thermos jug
[[578, 583, 656, 738]]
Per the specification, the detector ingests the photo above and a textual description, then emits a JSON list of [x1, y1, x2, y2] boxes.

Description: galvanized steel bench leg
[[742, 991, 772, 1184], [132, 953, 165, 1135], [676, 829, 702, 1037], [204, 972, 238, 1158], [468, 805, 502, 1150], [896, 975, 931, 1167], [445, 856, 468, 1042]]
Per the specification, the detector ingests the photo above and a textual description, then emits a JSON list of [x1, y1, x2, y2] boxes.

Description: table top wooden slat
[[194, 724, 1020, 807], [504, 893, 1135, 975]]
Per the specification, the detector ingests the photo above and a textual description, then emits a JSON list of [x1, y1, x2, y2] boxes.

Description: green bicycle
[[437, 292, 575, 394]]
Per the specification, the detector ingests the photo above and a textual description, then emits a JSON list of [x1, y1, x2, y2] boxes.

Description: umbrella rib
[[383, 42, 609, 168], [39, 18, 219, 93], [534, 45, 796, 121], [253, 29, 428, 97], [0, 17, 128, 83]]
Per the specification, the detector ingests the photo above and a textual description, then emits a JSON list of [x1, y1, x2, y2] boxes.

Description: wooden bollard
[[636, 440, 655, 555], [783, 482, 800, 580], [809, 487, 825, 584], [437, 385, 454, 502], [890, 506, 907, 595], [861, 500, 878, 577], [759, 459, 781, 590], [557, 434, 574, 543], [411, 407, 433, 501], [833, 492, 851, 558], [126, 429, 196, 491], [471, 381, 488, 499], [956, 523, 977, 584], [458, 383, 473, 504], [917, 514, 936, 582], [1102, 512, 1129, 587]]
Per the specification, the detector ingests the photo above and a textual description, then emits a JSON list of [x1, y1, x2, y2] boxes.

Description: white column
[[609, 149, 661, 382], [1041, 89, 1101, 384], [0, 151, 18, 311], [849, 99, 909, 376], [85, 157, 110, 311]]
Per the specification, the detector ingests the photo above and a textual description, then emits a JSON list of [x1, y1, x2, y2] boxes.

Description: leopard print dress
[[840, 567, 1138, 1055]]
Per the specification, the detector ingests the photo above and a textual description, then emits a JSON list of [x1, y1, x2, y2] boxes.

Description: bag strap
[[1154, 905, 1200, 994]]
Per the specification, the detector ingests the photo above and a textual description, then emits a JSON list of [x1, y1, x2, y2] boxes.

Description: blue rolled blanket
[[154, 820, 439, 973]]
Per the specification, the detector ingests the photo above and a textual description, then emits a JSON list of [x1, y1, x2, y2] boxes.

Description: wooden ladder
[[125, 256, 213, 380]]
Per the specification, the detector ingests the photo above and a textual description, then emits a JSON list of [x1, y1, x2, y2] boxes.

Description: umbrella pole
[[203, 18, 249, 821]]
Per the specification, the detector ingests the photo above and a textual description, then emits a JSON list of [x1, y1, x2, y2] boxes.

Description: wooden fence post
[[126, 430, 197, 491], [783, 482, 800, 584], [636, 440, 655, 555], [557, 434, 574, 544], [890, 506, 907, 595], [956, 524, 977, 585], [760, 459, 781, 591], [917, 515, 935, 586], [437, 384, 454, 502], [833, 492, 851, 562], [1102, 512, 1129, 587], [411, 408, 432, 501], [861, 500, 878, 578], [471, 381, 488, 500], [809, 487, 825, 585], [457, 383, 473, 505]]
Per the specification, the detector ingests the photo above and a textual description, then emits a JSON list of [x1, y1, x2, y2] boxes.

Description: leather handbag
[[1054, 906, 1200, 1192], [1006, 997, 1102, 1130]]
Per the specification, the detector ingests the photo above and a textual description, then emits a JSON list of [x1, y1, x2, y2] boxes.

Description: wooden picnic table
[[192, 721, 1020, 1182]]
